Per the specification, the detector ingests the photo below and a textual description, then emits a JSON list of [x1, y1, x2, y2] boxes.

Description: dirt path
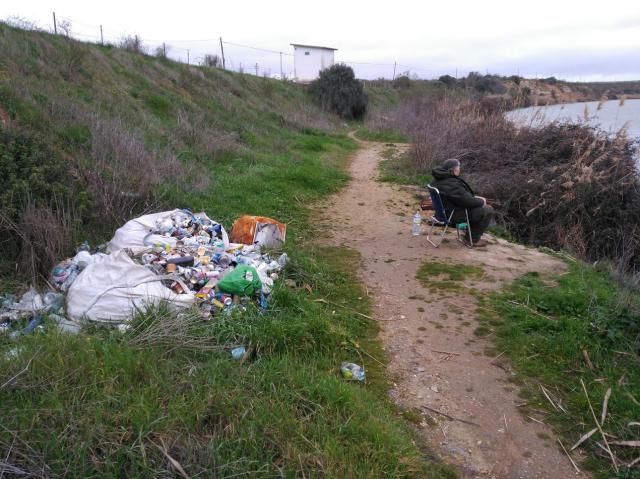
[[317, 138, 584, 478]]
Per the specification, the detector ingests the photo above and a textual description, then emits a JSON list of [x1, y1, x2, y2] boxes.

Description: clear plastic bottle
[[412, 211, 422, 236]]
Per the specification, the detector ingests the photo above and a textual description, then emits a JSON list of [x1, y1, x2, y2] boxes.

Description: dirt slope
[[317, 138, 585, 478]]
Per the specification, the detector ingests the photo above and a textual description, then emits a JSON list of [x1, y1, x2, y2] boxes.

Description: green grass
[[416, 261, 484, 294], [0, 23, 456, 478], [481, 263, 640, 478], [1, 246, 455, 477], [378, 147, 432, 186], [417, 261, 484, 281]]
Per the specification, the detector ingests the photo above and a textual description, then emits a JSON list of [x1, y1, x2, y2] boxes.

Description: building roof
[[290, 43, 338, 51]]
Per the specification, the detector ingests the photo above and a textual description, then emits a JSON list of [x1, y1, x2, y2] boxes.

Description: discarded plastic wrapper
[[231, 346, 246, 359], [340, 362, 366, 382], [230, 215, 286, 247], [217, 265, 262, 296]]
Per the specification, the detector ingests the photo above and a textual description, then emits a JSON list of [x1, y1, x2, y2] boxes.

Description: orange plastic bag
[[230, 215, 287, 246]]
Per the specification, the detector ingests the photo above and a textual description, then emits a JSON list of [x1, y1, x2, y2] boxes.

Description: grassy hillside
[[0, 22, 343, 282], [0, 24, 453, 477]]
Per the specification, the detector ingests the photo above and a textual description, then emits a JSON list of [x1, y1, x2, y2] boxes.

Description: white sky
[[2, 0, 640, 81]]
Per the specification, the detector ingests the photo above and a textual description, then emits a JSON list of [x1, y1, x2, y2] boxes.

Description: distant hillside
[[363, 74, 640, 109]]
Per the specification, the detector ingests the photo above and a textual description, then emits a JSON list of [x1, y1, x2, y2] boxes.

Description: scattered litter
[[340, 362, 366, 382], [1, 209, 289, 336], [231, 346, 246, 359]]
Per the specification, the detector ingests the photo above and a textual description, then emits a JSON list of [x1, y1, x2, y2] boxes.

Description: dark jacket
[[430, 166, 484, 212]]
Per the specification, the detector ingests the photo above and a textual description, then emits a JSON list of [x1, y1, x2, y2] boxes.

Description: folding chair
[[425, 184, 473, 248]]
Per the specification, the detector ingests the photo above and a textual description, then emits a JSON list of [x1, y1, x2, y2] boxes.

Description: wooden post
[[100, 25, 104, 45], [163, 42, 166, 57], [219, 37, 226, 69], [187, 49, 190, 65], [392, 62, 397, 81], [53, 12, 57, 34], [280, 52, 283, 80], [255, 63, 258, 76]]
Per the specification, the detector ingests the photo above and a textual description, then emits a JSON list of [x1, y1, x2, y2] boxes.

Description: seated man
[[431, 158, 494, 247]]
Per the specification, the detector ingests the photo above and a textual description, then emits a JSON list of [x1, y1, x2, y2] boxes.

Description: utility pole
[[219, 37, 226, 69], [392, 62, 397, 81], [163, 43, 166, 57], [187, 49, 190, 65], [52, 12, 57, 35], [280, 52, 283, 80], [100, 25, 104, 45], [255, 63, 258, 76]]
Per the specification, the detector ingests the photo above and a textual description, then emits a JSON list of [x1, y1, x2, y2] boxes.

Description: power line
[[222, 40, 293, 56]]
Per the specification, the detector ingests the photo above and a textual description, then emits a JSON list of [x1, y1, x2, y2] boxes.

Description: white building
[[291, 44, 337, 83]]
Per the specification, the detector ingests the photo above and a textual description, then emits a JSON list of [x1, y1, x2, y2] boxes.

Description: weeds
[[486, 263, 640, 477], [416, 260, 484, 293]]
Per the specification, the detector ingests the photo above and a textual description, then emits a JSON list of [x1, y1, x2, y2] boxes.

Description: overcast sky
[[2, 0, 640, 81]]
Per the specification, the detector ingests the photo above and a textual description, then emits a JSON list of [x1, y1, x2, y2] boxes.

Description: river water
[[506, 99, 640, 141]]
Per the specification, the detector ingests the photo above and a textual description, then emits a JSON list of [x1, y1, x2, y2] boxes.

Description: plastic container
[[231, 346, 246, 359], [340, 362, 366, 382], [412, 211, 422, 236]]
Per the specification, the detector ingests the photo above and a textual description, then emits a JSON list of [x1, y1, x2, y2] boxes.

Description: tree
[[438, 74, 457, 87], [309, 64, 367, 120], [392, 75, 411, 89]]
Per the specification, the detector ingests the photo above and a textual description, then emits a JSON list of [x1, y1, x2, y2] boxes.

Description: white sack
[[108, 210, 229, 254], [66, 249, 194, 323]]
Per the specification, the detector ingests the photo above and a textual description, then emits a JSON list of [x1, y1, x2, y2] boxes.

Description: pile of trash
[[1, 210, 288, 336]]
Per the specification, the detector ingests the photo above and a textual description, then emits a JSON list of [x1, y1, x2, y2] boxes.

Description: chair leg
[[426, 219, 448, 248], [426, 219, 438, 247], [455, 211, 474, 248], [427, 210, 456, 248]]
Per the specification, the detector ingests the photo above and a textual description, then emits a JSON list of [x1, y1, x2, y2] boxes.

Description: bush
[[0, 129, 84, 278], [308, 64, 367, 120], [438, 74, 457, 87], [203, 54, 220, 68], [392, 75, 411, 89], [119, 35, 145, 54]]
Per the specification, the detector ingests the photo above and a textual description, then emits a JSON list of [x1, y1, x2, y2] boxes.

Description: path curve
[[318, 137, 584, 478]]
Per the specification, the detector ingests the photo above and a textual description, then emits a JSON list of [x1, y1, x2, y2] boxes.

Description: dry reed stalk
[[581, 379, 619, 472]]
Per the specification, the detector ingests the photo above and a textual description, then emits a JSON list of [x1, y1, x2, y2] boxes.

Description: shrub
[[0, 129, 84, 278], [154, 44, 169, 58], [203, 54, 220, 68], [392, 75, 411, 89], [308, 64, 367, 120], [119, 35, 145, 54], [438, 74, 457, 87]]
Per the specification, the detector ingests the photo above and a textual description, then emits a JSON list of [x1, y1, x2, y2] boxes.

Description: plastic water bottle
[[412, 211, 422, 236]]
